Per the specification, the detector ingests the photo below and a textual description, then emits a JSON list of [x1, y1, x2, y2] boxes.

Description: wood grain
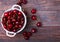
[[0, 0, 60, 42]]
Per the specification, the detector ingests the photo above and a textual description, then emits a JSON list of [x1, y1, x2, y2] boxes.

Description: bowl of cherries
[[1, 5, 27, 37]]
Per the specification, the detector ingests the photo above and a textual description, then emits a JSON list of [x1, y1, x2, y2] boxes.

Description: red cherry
[[23, 31, 27, 36], [7, 20, 11, 24], [2, 17, 7, 21], [31, 28, 37, 33], [12, 28, 17, 32], [15, 25, 19, 28], [8, 24, 13, 29], [18, 16, 21, 19], [19, 25, 22, 28], [3, 25, 7, 29], [31, 9, 36, 14], [8, 16, 11, 19], [36, 22, 42, 27], [24, 36, 29, 40], [17, 0, 23, 5], [12, 19, 16, 22], [18, 12, 22, 16], [27, 32, 32, 37], [31, 15, 37, 20], [8, 11, 13, 16], [15, 21, 19, 25], [4, 12, 9, 17], [12, 22, 15, 25], [13, 10, 18, 14], [22, 0, 27, 4], [21, 20, 24, 24]]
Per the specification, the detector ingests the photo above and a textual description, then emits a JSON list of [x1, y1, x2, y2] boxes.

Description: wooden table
[[0, 0, 60, 42]]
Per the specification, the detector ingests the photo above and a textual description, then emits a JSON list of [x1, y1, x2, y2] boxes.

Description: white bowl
[[1, 4, 27, 37]]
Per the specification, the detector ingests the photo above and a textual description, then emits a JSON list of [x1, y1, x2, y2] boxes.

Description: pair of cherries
[[2, 10, 24, 32]]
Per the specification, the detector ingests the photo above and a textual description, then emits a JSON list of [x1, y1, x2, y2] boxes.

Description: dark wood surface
[[0, 0, 60, 42]]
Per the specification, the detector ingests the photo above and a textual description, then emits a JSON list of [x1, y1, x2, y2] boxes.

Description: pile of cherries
[[2, 10, 24, 32]]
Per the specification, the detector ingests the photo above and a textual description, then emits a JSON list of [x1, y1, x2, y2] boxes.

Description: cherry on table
[[27, 32, 32, 37], [31, 28, 37, 33], [23, 31, 27, 36], [31, 15, 37, 20], [31, 9, 36, 14], [36, 22, 42, 27]]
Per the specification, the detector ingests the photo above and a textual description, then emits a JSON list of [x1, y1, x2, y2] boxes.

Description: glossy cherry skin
[[31, 28, 37, 33], [8, 24, 13, 29], [31, 9, 36, 14], [4, 12, 9, 17], [13, 10, 18, 14], [36, 22, 42, 27], [7, 19, 11, 24], [18, 12, 22, 16], [23, 31, 27, 36], [19, 25, 22, 28], [31, 15, 37, 20]]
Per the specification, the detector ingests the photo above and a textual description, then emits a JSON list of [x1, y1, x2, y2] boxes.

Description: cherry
[[36, 22, 42, 27], [18, 16, 21, 19], [27, 32, 32, 37], [18, 12, 22, 16], [13, 29, 16, 32], [24, 36, 29, 40], [31, 9, 36, 14], [15, 21, 19, 25], [8, 11, 13, 16], [17, 0, 23, 5], [3, 25, 7, 29], [15, 25, 19, 28], [22, 0, 27, 4], [8, 16, 11, 19], [12, 22, 15, 25], [21, 20, 24, 24], [2, 17, 7, 21], [19, 25, 22, 28], [12, 19, 16, 22], [31, 15, 37, 20], [7, 19, 11, 24], [8, 24, 13, 29], [4, 12, 9, 17], [13, 10, 18, 14], [31, 28, 37, 33], [23, 31, 27, 36]]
